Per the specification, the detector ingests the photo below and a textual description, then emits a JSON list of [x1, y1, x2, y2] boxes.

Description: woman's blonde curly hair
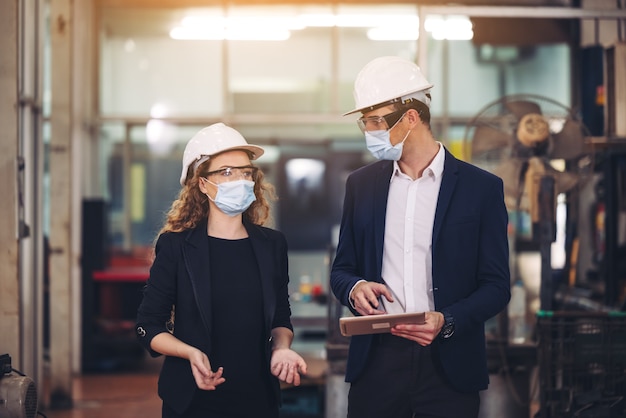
[[158, 152, 275, 236]]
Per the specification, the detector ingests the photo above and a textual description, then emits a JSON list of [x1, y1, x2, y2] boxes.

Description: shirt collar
[[391, 142, 445, 181], [429, 142, 445, 179], [391, 161, 402, 180]]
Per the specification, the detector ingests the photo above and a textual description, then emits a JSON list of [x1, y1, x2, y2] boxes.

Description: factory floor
[[40, 356, 162, 418], [41, 372, 161, 418], [38, 354, 536, 418], [39, 354, 329, 418]]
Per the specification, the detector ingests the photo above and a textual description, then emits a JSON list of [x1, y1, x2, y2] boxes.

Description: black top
[[194, 236, 275, 415], [136, 219, 292, 415]]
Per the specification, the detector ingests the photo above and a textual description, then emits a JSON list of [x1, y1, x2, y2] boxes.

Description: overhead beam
[[422, 5, 626, 19], [97, 0, 626, 19]]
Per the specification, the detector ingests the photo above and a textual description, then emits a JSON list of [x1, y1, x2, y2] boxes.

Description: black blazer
[[330, 148, 511, 392], [135, 219, 293, 414]]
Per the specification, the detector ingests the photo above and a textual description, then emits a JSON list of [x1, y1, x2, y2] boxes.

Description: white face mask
[[207, 179, 256, 216], [365, 128, 411, 161]]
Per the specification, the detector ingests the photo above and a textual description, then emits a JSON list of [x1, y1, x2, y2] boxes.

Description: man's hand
[[350, 281, 394, 316], [390, 311, 445, 346]]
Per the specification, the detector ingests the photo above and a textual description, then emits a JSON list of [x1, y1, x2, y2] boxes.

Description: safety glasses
[[357, 109, 406, 133], [203, 165, 259, 183]]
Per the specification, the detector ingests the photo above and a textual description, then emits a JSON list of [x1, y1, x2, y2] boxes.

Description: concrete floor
[[41, 373, 162, 418], [37, 355, 537, 418], [40, 355, 329, 418]]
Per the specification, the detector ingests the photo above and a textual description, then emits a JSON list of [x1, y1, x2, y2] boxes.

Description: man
[[330, 56, 511, 418]]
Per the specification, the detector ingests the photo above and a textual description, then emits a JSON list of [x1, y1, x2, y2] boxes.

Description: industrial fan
[[463, 93, 592, 235]]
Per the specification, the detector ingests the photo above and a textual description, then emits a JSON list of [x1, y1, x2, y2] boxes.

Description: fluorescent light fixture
[[229, 16, 305, 30], [170, 12, 472, 42], [427, 15, 473, 41], [180, 15, 226, 27], [424, 16, 443, 33], [170, 26, 290, 41], [368, 26, 418, 41], [170, 27, 218, 40], [335, 14, 393, 28], [170, 15, 293, 41], [366, 15, 472, 41], [295, 13, 336, 27], [227, 27, 291, 41]]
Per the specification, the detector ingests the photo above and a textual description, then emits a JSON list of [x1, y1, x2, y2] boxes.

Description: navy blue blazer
[[135, 219, 293, 414], [330, 148, 511, 392]]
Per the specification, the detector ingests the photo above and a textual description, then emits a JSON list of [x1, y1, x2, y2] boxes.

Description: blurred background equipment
[[536, 311, 626, 417], [464, 93, 591, 220], [464, 93, 593, 313], [0, 354, 38, 418]]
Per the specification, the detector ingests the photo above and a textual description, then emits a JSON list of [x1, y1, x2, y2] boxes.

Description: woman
[[136, 123, 307, 418]]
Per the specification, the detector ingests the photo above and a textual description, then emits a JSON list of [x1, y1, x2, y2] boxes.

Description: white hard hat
[[344, 56, 433, 116], [179, 123, 264, 186]]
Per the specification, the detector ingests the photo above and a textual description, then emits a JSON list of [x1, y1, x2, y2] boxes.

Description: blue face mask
[[208, 179, 256, 216], [365, 128, 410, 161]]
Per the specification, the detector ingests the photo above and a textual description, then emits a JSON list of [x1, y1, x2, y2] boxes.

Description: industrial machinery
[[0, 354, 38, 418], [462, 94, 602, 416], [464, 93, 591, 220], [463, 93, 593, 309]]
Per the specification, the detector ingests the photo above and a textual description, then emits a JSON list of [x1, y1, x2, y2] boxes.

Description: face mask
[[365, 128, 411, 161], [207, 179, 256, 216]]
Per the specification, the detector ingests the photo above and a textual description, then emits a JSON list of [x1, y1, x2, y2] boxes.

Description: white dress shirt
[[381, 143, 445, 314]]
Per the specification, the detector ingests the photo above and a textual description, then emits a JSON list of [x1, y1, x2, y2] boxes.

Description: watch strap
[[440, 310, 455, 339]]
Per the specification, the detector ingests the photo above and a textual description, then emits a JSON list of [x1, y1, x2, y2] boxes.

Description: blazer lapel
[[182, 220, 213, 335], [433, 149, 459, 248], [245, 223, 274, 334], [374, 161, 393, 279]]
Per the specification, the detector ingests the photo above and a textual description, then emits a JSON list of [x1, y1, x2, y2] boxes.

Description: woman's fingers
[[272, 362, 303, 386], [194, 366, 225, 390]]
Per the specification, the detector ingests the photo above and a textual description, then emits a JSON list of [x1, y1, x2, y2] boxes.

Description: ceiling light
[[367, 27, 418, 41], [427, 15, 473, 41], [170, 26, 291, 41], [295, 13, 336, 27], [169, 12, 472, 42], [171, 15, 293, 41]]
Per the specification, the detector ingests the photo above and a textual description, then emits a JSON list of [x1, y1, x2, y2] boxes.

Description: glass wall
[[97, 3, 572, 254]]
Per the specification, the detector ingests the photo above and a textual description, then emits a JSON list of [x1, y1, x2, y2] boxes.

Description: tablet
[[339, 312, 426, 337]]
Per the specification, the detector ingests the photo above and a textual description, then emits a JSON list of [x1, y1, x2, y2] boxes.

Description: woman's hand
[[270, 348, 308, 386], [150, 332, 225, 390], [187, 347, 225, 390]]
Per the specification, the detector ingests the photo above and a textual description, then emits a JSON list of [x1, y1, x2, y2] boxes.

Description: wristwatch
[[440, 311, 455, 339]]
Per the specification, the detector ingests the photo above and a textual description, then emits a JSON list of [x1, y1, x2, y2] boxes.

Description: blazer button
[[136, 326, 146, 337]]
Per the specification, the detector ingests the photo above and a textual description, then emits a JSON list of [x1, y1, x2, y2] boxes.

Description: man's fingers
[[356, 282, 394, 308], [367, 294, 380, 308], [381, 289, 394, 303], [371, 283, 394, 303]]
